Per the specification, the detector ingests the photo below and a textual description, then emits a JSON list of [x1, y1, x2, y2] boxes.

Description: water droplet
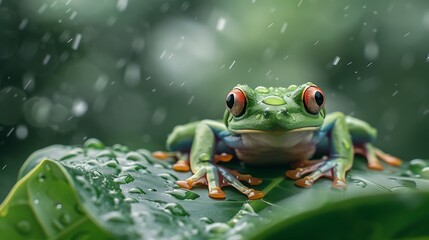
[[121, 163, 146, 172], [95, 149, 115, 158], [16, 220, 32, 234], [255, 86, 269, 93], [128, 187, 146, 194], [157, 173, 178, 181], [83, 138, 105, 149], [101, 211, 127, 223], [409, 159, 427, 174], [56, 203, 63, 210], [60, 213, 72, 225], [61, 148, 84, 160], [113, 174, 135, 184], [166, 189, 200, 200], [112, 144, 129, 152], [164, 203, 189, 216], [104, 160, 119, 169], [125, 151, 146, 162], [420, 167, 429, 179], [262, 96, 286, 106], [33, 198, 40, 205], [287, 85, 297, 91], [205, 222, 230, 234], [199, 217, 214, 224], [38, 173, 46, 182], [124, 197, 138, 203], [350, 177, 367, 188]]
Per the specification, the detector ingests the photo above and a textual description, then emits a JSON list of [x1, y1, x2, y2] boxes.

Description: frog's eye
[[226, 88, 246, 117], [303, 86, 325, 115]]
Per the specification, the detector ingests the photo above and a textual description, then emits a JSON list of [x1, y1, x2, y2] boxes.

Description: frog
[[153, 83, 401, 200]]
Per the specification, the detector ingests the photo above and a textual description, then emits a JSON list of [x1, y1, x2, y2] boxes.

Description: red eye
[[226, 88, 246, 117], [303, 86, 325, 114]]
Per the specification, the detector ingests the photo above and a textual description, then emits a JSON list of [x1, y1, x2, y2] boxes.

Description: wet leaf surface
[[1, 139, 429, 239]]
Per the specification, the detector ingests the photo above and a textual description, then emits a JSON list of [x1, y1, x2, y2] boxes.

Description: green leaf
[[2, 139, 429, 239]]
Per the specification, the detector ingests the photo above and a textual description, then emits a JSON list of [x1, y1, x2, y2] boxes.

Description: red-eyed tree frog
[[154, 83, 401, 199]]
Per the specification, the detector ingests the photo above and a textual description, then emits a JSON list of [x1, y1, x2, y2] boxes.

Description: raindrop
[[216, 18, 226, 31], [420, 167, 429, 179], [187, 96, 195, 105], [164, 203, 189, 216], [117, 0, 128, 12], [124, 63, 141, 87], [199, 217, 214, 224], [205, 222, 231, 234], [38, 173, 46, 182], [364, 42, 379, 60], [59, 213, 71, 225], [16, 220, 32, 234], [70, 11, 77, 20], [56, 203, 63, 210], [229, 60, 236, 69], [125, 151, 146, 162], [113, 174, 135, 184], [157, 173, 178, 181], [94, 75, 109, 92], [71, 33, 82, 50], [101, 211, 127, 223], [128, 187, 146, 194], [19, 18, 28, 30], [124, 197, 138, 203], [6, 127, 14, 137], [96, 149, 115, 158], [280, 22, 287, 33], [84, 138, 105, 149], [151, 107, 167, 125], [72, 99, 88, 117], [42, 54, 51, 65], [113, 144, 129, 152], [105, 160, 119, 169], [165, 189, 200, 200], [332, 56, 340, 65], [392, 90, 399, 97], [33, 198, 40, 205], [15, 125, 28, 140]]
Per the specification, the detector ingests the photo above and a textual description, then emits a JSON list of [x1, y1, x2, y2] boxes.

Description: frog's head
[[224, 83, 326, 134]]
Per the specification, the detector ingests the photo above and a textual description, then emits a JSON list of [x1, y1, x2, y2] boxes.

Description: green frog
[[154, 83, 401, 200]]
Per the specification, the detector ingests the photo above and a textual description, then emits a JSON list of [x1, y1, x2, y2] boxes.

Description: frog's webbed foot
[[176, 163, 264, 200], [152, 151, 191, 172], [354, 144, 402, 171], [286, 157, 351, 190]]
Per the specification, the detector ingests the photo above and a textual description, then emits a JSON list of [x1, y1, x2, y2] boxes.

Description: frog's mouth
[[230, 126, 320, 136]]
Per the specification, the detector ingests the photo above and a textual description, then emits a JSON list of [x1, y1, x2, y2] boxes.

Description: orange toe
[[209, 187, 226, 199], [295, 176, 314, 188], [246, 189, 265, 200], [152, 151, 171, 160], [332, 179, 347, 190], [177, 180, 193, 189], [172, 160, 190, 172], [285, 168, 303, 180]]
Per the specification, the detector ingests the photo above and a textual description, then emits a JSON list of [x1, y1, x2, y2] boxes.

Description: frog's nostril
[[263, 108, 270, 117]]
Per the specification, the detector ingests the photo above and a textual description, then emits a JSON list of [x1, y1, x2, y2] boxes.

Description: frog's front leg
[[286, 112, 353, 189], [176, 120, 264, 199]]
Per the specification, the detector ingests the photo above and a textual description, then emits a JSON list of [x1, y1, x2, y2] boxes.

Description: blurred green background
[[0, 0, 428, 201]]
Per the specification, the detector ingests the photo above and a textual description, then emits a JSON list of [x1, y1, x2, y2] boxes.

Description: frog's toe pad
[[332, 179, 347, 190], [368, 162, 384, 171], [295, 176, 314, 188], [209, 187, 226, 199], [172, 160, 190, 172], [245, 189, 265, 200], [285, 168, 304, 180], [177, 180, 193, 189]]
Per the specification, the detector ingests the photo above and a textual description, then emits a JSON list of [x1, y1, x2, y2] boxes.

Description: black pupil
[[226, 94, 235, 109], [315, 91, 324, 106]]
